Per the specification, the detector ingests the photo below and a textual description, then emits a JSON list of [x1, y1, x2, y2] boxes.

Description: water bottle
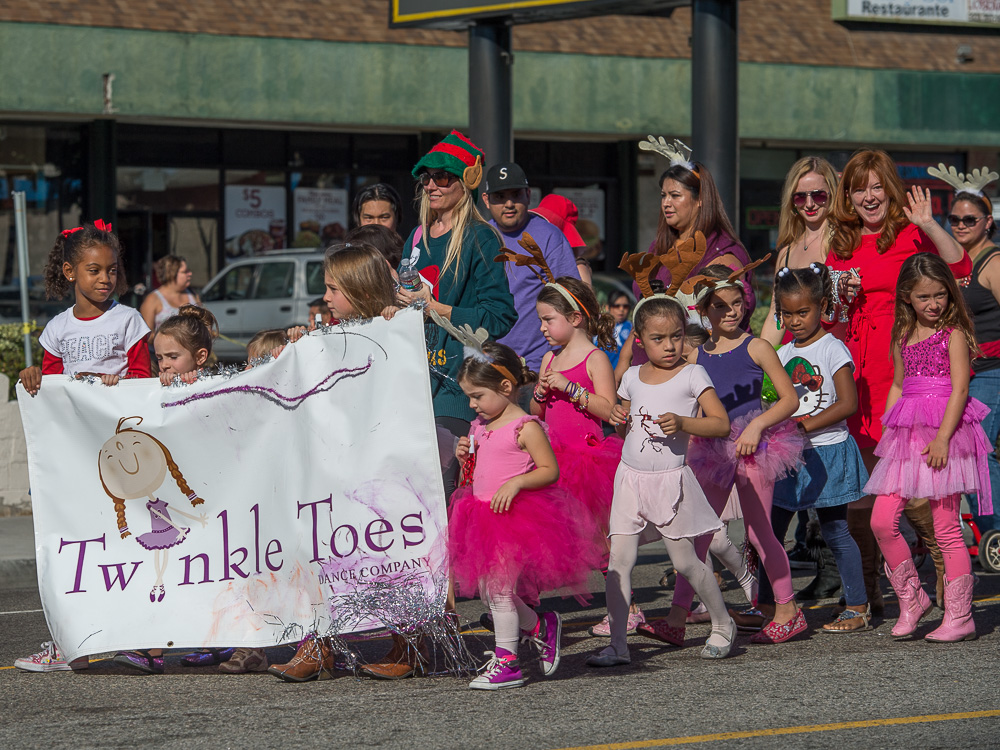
[[399, 259, 423, 292], [399, 259, 426, 309]]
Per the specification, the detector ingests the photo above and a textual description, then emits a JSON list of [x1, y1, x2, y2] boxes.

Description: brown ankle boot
[[903, 499, 946, 610], [848, 505, 884, 616], [267, 635, 338, 682], [359, 633, 427, 680]]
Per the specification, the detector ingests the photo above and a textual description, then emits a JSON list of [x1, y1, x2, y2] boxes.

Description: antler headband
[[495, 233, 590, 318], [928, 163, 998, 213], [681, 254, 771, 305], [618, 232, 711, 321], [428, 309, 517, 385], [638, 135, 697, 175]]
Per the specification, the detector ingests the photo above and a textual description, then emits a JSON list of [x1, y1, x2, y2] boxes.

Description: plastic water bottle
[[399, 259, 422, 292], [399, 259, 425, 309]]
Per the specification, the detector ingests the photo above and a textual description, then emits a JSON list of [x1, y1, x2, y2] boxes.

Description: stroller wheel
[[978, 529, 1000, 574]]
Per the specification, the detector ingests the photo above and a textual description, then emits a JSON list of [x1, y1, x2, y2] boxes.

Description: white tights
[[708, 525, 756, 604], [607, 533, 730, 656], [483, 584, 540, 655]]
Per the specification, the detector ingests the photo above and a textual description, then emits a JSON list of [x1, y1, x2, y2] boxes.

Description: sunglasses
[[418, 170, 456, 188], [947, 214, 987, 228], [792, 190, 829, 207]]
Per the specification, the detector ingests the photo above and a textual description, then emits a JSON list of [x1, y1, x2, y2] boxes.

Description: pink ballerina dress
[[864, 329, 993, 506], [538, 350, 624, 533], [448, 415, 604, 601]]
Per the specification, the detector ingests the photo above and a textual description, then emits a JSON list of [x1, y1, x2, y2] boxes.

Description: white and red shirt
[[39, 302, 151, 377]]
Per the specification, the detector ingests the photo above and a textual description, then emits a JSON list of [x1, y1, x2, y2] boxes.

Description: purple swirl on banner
[[162, 357, 374, 410]]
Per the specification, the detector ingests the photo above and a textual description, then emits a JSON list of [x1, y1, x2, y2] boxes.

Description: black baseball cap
[[484, 163, 530, 193]]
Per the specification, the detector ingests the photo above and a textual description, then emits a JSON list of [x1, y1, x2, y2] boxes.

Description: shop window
[[224, 171, 287, 257], [291, 173, 350, 247], [352, 133, 419, 172], [288, 132, 350, 170], [0, 123, 84, 296], [223, 130, 286, 169], [118, 125, 220, 166], [117, 168, 220, 212]]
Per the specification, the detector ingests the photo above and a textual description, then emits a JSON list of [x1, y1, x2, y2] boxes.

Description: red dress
[[827, 224, 971, 449]]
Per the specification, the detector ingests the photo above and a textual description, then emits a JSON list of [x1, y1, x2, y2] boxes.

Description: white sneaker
[[15, 641, 89, 672]]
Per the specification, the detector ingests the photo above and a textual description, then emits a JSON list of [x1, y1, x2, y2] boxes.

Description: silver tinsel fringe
[[323, 570, 476, 677]]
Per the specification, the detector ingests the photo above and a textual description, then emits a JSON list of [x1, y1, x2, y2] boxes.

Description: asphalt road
[[2, 544, 999, 750]]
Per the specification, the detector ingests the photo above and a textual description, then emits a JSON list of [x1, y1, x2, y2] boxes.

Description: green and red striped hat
[[412, 130, 485, 189]]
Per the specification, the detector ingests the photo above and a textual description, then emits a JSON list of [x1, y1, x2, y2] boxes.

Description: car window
[[253, 262, 295, 300], [201, 264, 257, 302], [305, 261, 325, 296]]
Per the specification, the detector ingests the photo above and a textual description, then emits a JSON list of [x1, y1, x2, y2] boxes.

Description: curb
[[0, 559, 37, 591]]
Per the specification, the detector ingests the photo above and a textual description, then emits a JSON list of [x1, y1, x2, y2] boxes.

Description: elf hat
[[412, 130, 485, 189]]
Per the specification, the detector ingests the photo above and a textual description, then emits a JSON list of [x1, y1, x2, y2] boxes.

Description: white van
[[199, 252, 326, 359]]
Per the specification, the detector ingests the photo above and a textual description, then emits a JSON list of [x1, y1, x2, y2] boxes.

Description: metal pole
[[691, 0, 739, 225], [468, 20, 513, 175], [12, 191, 33, 367]]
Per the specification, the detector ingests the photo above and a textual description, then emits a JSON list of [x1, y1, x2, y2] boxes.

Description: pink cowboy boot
[[925, 574, 977, 643], [885, 559, 931, 638]]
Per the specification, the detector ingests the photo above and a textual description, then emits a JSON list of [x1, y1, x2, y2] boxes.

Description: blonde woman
[[760, 157, 839, 347]]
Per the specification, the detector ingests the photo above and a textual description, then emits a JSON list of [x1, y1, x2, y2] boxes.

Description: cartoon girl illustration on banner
[[99, 416, 208, 602]]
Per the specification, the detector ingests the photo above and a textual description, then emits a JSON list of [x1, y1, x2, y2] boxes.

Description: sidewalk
[[0, 515, 36, 590]]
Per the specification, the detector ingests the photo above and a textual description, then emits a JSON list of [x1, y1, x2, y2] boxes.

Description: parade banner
[[18, 310, 448, 662]]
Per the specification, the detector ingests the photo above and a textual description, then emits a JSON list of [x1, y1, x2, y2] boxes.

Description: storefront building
[[1, 1, 998, 297]]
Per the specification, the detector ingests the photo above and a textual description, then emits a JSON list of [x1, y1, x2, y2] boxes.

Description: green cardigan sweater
[[404, 221, 516, 421]]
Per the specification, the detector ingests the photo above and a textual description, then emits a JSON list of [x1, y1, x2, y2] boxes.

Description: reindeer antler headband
[[928, 163, 998, 214], [619, 232, 710, 320], [681, 254, 771, 305], [428, 309, 517, 385], [638, 135, 697, 176], [495, 233, 590, 318]]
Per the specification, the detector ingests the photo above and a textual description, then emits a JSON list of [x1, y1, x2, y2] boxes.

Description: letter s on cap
[[499, 168, 508, 180]]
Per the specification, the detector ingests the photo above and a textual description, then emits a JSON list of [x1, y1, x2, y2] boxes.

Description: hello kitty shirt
[[778, 333, 854, 447]]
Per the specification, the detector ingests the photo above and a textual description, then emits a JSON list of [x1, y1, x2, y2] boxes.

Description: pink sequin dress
[[538, 350, 623, 533], [447, 415, 604, 600], [864, 329, 993, 508]]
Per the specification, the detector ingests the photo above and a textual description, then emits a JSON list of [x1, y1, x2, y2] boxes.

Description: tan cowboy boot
[[359, 633, 428, 680], [903, 498, 946, 610]]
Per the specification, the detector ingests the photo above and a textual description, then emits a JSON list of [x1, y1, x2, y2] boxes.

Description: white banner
[[19, 310, 447, 662]]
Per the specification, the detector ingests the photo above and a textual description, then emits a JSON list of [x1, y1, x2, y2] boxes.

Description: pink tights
[[871, 493, 970, 580], [674, 465, 794, 609]]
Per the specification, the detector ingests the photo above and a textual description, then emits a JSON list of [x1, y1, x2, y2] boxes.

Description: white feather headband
[[638, 135, 697, 173], [428, 309, 517, 384]]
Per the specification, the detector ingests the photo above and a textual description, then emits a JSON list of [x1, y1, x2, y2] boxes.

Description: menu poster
[[292, 188, 349, 249], [555, 187, 606, 240], [224, 185, 287, 257]]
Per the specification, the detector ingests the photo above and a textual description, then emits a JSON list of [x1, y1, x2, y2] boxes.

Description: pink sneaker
[[15, 641, 89, 672], [468, 649, 526, 690]]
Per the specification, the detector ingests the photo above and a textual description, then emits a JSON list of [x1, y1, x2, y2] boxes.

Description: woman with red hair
[[827, 149, 971, 615]]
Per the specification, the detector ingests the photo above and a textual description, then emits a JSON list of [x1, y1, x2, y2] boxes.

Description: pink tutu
[[551, 433, 623, 534], [864, 378, 993, 508], [688, 409, 806, 487], [447, 484, 605, 601]]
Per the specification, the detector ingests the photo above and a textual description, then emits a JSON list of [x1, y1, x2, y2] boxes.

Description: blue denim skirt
[[773, 437, 869, 511]]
